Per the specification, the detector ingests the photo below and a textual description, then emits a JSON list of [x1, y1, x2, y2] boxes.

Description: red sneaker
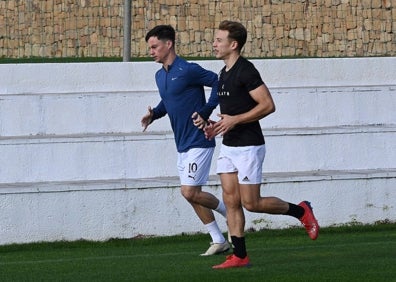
[[212, 254, 250, 269], [299, 201, 319, 240]]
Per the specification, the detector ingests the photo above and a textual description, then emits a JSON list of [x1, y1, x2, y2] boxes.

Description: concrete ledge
[[1, 124, 394, 182], [0, 168, 394, 245], [1, 168, 395, 194], [2, 58, 395, 95], [2, 123, 395, 142], [0, 84, 394, 137]]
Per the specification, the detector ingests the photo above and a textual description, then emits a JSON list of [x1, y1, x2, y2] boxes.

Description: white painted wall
[[0, 58, 395, 245]]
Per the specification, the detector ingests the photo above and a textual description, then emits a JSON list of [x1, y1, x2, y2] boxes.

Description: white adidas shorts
[[216, 144, 266, 184], [177, 147, 214, 186]]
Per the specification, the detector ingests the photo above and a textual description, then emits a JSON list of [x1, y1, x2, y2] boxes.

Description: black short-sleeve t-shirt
[[217, 56, 265, 146]]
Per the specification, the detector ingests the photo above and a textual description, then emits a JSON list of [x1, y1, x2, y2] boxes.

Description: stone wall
[[0, 0, 395, 58]]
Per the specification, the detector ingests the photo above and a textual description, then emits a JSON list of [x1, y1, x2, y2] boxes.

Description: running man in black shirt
[[202, 21, 319, 269]]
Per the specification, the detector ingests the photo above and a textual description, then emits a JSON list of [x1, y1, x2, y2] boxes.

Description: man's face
[[213, 30, 233, 60], [147, 36, 171, 64]]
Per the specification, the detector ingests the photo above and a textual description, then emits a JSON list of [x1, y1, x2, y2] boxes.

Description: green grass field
[[0, 223, 395, 282]]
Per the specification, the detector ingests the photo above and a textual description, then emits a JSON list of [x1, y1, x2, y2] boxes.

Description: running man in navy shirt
[[141, 25, 230, 256]]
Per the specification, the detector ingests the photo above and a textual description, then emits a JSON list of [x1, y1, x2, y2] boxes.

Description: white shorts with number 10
[[177, 147, 215, 186]]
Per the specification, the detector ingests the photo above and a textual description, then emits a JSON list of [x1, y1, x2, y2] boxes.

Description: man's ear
[[230, 40, 238, 51], [167, 40, 173, 50]]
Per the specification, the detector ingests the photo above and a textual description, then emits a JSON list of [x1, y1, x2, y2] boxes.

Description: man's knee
[[241, 200, 257, 212], [181, 187, 198, 202]]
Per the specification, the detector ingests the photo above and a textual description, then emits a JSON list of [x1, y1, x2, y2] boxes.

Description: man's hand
[[210, 113, 237, 136], [192, 112, 207, 129], [141, 106, 154, 132], [203, 119, 218, 140]]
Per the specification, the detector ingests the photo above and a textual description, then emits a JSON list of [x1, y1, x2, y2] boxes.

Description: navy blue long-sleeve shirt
[[151, 56, 218, 152]]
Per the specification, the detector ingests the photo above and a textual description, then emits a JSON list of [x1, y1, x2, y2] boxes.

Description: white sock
[[214, 200, 227, 218], [205, 221, 225, 244]]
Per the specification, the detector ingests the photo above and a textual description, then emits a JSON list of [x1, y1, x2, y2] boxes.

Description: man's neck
[[163, 52, 177, 71], [224, 53, 240, 72]]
